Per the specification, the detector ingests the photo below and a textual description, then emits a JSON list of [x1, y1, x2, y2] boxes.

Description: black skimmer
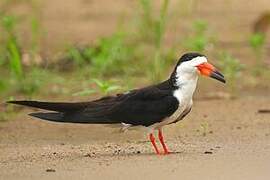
[[8, 52, 225, 155]]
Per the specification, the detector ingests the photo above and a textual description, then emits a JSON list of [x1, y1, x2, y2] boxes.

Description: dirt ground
[[0, 96, 270, 180]]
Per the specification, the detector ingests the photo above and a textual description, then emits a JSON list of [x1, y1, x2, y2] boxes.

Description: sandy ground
[[0, 96, 270, 180]]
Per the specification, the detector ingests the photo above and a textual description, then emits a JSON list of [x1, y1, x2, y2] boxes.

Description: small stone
[[84, 152, 96, 157], [46, 168, 56, 172], [204, 151, 213, 154]]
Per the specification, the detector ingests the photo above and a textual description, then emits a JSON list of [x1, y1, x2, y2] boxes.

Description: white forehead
[[175, 56, 208, 79], [181, 56, 207, 67]]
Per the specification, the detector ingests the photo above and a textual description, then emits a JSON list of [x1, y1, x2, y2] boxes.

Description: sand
[[1, 96, 270, 180]]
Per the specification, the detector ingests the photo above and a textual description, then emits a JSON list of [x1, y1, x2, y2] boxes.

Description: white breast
[[150, 88, 193, 130], [135, 59, 201, 132]]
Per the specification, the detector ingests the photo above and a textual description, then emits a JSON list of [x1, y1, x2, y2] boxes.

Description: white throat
[[173, 56, 207, 103], [173, 74, 198, 103]]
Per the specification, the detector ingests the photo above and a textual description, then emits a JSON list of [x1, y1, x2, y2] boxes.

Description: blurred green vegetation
[[183, 20, 214, 52], [1, 15, 23, 79], [0, 0, 44, 99], [68, 32, 134, 76], [248, 32, 267, 76], [138, 0, 170, 82], [217, 52, 244, 94], [0, 0, 269, 105], [72, 78, 121, 96]]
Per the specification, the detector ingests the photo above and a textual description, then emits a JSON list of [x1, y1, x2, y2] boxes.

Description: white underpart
[[121, 56, 208, 133], [149, 56, 208, 131]]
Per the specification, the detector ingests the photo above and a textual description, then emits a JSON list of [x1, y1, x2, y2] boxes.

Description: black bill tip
[[210, 70, 226, 83]]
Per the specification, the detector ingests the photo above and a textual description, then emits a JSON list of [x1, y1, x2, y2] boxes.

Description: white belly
[[147, 64, 199, 130]]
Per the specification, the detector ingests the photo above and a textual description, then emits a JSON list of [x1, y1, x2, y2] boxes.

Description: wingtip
[[28, 112, 47, 119], [28, 112, 64, 122], [6, 100, 27, 106], [6, 100, 16, 104], [28, 112, 38, 117]]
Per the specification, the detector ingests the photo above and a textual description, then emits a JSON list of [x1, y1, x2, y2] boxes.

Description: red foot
[[163, 151, 171, 155], [149, 133, 160, 155], [158, 129, 170, 155]]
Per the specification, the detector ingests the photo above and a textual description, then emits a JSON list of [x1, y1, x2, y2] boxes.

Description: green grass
[[248, 32, 267, 76], [60, 2, 174, 81], [138, 0, 155, 42], [249, 33, 265, 52], [91, 79, 121, 95], [199, 121, 210, 137], [183, 20, 213, 52], [29, 16, 42, 61], [217, 52, 244, 94], [72, 79, 121, 96], [63, 32, 135, 77], [0, 1, 45, 97], [152, 0, 170, 82], [1, 15, 23, 79], [89, 32, 133, 76], [65, 45, 92, 67], [137, 0, 170, 82]]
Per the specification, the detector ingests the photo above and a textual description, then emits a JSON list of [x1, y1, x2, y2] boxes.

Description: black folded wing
[[8, 86, 179, 126], [106, 87, 179, 126]]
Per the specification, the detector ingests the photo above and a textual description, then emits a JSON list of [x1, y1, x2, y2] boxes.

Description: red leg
[[158, 129, 170, 154], [149, 133, 160, 155]]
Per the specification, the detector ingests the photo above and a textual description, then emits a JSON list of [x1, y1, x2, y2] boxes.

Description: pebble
[[46, 168, 56, 172]]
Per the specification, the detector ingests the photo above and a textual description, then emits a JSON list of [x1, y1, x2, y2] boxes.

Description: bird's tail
[[7, 100, 88, 112], [7, 100, 118, 124], [29, 112, 65, 122]]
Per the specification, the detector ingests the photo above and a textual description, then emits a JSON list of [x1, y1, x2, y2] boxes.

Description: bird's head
[[171, 52, 226, 86]]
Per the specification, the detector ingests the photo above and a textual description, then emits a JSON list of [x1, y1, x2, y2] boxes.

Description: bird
[[7, 52, 225, 155]]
